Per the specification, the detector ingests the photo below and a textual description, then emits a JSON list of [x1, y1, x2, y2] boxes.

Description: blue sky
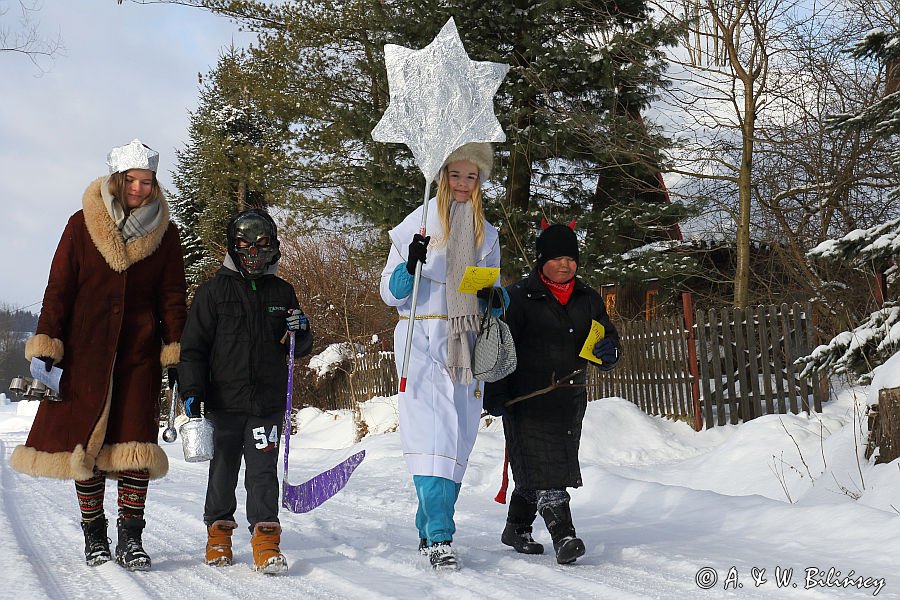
[[0, 0, 252, 312]]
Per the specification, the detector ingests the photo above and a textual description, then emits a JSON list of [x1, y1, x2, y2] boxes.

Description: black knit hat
[[536, 223, 579, 268]]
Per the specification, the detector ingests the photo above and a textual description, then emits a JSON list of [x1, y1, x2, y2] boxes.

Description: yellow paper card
[[578, 320, 606, 364], [457, 266, 501, 294]]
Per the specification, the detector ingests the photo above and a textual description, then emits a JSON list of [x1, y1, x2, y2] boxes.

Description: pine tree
[[170, 46, 296, 291], [165, 1, 695, 294], [169, 135, 219, 295], [800, 29, 900, 382], [387, 0, 696, 290]]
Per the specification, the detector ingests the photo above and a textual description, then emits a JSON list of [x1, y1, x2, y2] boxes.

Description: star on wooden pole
[[371, 17, 509, 392]]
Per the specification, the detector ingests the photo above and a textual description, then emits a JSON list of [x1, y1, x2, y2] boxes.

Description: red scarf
[[539, 271, 575, 305]]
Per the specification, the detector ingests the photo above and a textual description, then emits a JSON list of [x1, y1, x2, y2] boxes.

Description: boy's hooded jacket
[[178, 256, 311, 416], [10, 176, 187, 481]]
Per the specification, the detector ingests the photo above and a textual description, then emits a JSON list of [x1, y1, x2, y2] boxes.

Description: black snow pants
[[203, 411, 283, 532]]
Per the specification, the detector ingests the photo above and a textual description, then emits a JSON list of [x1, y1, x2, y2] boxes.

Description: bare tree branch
[[0, 0, 63, 70]]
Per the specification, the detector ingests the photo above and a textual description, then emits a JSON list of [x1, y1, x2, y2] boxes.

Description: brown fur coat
[[9, 176, 187, 480]]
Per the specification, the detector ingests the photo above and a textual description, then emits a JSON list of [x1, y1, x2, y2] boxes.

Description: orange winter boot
[[206, 520, 238, 566], [251, 522, 287, 574]]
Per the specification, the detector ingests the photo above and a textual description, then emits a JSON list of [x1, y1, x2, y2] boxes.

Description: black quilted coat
[[179, 265, 311, 417], [483, 268, 619, 489]]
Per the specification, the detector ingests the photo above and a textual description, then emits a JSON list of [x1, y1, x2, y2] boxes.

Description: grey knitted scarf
[[445, 201, 479, 384], [100, 176, 163, 244]]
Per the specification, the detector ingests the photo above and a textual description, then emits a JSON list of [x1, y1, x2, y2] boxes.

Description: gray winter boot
[[540, 503, 585, 565]]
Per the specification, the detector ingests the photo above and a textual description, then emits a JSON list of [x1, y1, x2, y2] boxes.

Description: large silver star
[[371, 17, 509, 183]]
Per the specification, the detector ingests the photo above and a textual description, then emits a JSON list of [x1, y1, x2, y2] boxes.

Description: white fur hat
[[440, 142, 493, 182], [106, 139, 159, 174]]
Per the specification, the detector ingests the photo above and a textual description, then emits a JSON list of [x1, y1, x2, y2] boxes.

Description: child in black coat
[[484, 221, 620, 565]]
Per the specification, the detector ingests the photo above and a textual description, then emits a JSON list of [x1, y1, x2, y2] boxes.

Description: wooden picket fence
[[588, 316, 695, 421], [692, 302, 827, 428], [309, 302, 829, 429], [590, 301, 827, 428], [310, 351, 398, 412]]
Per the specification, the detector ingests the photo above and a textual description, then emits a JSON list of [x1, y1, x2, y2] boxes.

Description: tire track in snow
[[146, 456, 348, 599], [1, 434, 187, 600], [0, 437, 76, 600]]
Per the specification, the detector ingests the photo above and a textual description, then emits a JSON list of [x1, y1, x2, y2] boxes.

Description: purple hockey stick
[[283, 330, 365, 513]]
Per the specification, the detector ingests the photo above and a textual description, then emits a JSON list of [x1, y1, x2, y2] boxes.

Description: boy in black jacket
[[178, 209, 312, 574]]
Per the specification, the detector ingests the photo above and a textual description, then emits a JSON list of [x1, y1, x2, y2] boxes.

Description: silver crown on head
[[106, 139, 159, 174]]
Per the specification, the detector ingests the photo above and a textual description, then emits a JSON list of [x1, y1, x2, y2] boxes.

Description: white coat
[[380, 200, 500, 482]]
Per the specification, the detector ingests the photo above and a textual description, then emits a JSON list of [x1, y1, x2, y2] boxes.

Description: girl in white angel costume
[[380, 142, 504, 570]]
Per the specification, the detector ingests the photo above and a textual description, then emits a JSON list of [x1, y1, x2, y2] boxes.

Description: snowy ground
[[2, 381, 899, 599]]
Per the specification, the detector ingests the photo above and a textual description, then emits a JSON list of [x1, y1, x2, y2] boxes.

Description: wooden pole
[[682, 292, 702, 431]]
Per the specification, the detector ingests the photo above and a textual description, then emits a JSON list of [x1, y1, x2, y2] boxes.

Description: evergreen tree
[[800, 29, 900, 382], [165, 1, 694, 295], [170, 45, 296, 291], [0, 308, 37, 389], [382, 1, 696, 289]]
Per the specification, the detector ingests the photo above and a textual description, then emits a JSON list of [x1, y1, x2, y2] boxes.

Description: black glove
[[483, 396, 507, 417], [477, 286, 504, 309], [485, 403, 506, 418], [406, 234, 430, 275], [592, 337, 619, 366], [482, 390, 508, 418], [286, 308, 309, 332], [37, 356, 54, 372], [167, 367, 178, 389]]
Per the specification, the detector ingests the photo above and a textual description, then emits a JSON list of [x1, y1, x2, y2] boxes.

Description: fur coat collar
[[82, 176, 171, 273]]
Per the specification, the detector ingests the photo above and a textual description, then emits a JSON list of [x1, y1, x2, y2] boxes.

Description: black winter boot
[[115, 517, 151, 571], [501, 522, 544, 554], [540, 503, 585, 565], [81, 517, 111, 566], [502, 491, 544, 554]]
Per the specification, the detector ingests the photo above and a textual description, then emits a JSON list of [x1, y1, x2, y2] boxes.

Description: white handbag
[[472, 288, 517, 382]]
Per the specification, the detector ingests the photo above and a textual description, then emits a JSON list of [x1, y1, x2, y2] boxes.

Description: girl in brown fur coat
[[9, 139, 187, 571]]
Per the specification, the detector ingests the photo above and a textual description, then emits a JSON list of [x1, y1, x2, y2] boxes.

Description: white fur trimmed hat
[[440, 142, 493, 182], [106, 139, 159, 174]]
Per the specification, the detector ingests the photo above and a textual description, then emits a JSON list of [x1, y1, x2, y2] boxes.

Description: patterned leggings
[[75, 469, 150, 522]]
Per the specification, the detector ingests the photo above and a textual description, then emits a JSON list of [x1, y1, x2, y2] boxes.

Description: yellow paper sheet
[[457, 266, 501, 294], [578, 320, 607, 364]]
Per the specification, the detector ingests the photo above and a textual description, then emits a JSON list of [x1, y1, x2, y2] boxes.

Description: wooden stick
[[503, 369, 586, 407]]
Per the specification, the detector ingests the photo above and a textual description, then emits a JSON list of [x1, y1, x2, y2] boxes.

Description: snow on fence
[[309, 350, 399, 412], [310, 302, 829, 429]]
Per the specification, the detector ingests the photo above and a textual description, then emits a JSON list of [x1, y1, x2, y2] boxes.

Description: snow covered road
[[2, 393, 899, 599]]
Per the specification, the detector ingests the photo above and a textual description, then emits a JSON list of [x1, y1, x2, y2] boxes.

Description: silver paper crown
[[106, 139, 159, 174]]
